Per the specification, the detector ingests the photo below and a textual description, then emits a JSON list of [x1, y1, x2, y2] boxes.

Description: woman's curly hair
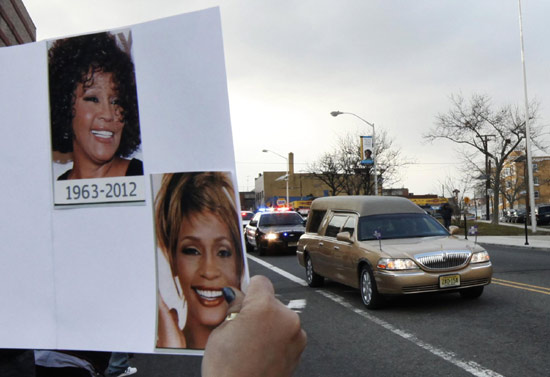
[[48, 32, 141, 157]]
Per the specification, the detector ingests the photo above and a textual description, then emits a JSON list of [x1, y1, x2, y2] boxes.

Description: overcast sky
[[23, 0, 550, 195]]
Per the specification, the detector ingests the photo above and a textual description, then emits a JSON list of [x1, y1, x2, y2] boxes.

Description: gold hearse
[[296, 196, 492, 309]]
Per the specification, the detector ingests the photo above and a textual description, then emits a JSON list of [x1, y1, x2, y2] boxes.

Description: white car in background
[[241, 211, 254, 229]]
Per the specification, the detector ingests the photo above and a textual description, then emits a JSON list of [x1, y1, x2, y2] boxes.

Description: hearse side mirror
[[336, 231, 353, 243]]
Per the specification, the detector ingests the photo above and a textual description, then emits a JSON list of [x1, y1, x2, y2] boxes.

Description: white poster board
[[0, 7, 247, 354]]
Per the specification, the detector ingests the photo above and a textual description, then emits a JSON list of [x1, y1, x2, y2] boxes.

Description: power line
[[236, 161, 461, 166]]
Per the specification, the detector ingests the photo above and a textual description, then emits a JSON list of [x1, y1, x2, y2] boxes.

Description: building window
[[534, 177, 539, 186], [532, 163, 538, 172], [535, 191, 540, 199]]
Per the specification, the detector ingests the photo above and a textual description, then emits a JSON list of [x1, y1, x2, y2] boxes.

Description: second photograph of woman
[[153, 171, 246, 350]]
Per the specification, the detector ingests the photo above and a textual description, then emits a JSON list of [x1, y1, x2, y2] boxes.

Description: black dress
[[57, 158, 143, 180]]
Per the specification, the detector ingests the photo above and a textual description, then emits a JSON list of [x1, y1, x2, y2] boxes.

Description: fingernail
[[222, 287, 236, 304]]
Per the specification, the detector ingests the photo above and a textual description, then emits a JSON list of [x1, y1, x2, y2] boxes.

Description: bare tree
[[438, 174, 475, 222], [424, 93, 546, 224], [308, 129, 406, 196], [499, 170, 523, 211], [307, 152, 345, 196], [337, 133, 364, 195]]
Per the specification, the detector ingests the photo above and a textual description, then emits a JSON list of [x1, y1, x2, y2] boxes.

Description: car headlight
[[264, 232, 278, 241], [377, 258, 419, 270], [470, 251, 490, 263]]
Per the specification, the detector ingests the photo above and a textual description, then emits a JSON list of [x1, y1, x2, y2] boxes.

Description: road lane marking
[[287, 299, 307, 313], [316, 290, 504, 377], [492, 278, 550, 295], [247, 254, 308, 286], [247, 254, 504, 377]]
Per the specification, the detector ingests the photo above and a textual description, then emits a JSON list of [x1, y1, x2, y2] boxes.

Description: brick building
[[254, 153, 329, 209], [501, 150, 550, 210], [0, 0, 36, 47], [252, 152, 430, 211]]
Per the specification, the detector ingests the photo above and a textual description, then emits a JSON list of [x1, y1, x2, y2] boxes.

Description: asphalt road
[[132, 243, 550, 376]]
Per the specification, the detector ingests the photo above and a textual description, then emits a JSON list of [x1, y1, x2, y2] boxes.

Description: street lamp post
[[262, 149, 289, 206], [517, 0, 537, 232], [331, 111, 378, 195], [514, 154, 530, 245]]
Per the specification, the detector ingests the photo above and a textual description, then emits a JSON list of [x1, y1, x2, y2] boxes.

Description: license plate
[[288, 241, 298, 247], [439, 274, 460, 288]]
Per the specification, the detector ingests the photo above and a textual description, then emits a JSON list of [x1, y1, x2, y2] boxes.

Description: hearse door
[[319, 214, 348, 281], [335, 215, 358, 286]]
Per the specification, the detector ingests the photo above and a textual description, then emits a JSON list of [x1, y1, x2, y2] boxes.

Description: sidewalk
[[458, 235, 550, 250], [458, 220, 550, 250]]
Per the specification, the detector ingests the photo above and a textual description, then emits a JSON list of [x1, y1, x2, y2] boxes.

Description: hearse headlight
[[377, 258, 419, 270], [470, 251, 490, 264]]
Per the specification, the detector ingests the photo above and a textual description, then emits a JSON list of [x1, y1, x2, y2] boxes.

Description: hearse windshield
[[358, 213, 449, 241]]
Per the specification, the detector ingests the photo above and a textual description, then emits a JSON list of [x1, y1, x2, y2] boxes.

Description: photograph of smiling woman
[[48, 31, 142, 180], [153, 172, 245, 350]]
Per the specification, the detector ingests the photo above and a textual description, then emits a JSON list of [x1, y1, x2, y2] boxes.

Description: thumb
[[222, 286, 245, 316]]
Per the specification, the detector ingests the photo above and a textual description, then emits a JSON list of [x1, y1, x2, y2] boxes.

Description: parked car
[[507, 209, 519, 223], [506, 209, 517, 223], [245, 210, 306, 255], [297, 196, 493, 309], [241, 211, 255, 229], [513, 208, 527, 223], [537, 205, 550, 226]]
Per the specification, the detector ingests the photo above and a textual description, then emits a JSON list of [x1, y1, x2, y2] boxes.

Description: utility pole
[[478, 134, 495, 221], [486, 159, 492, 220]]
